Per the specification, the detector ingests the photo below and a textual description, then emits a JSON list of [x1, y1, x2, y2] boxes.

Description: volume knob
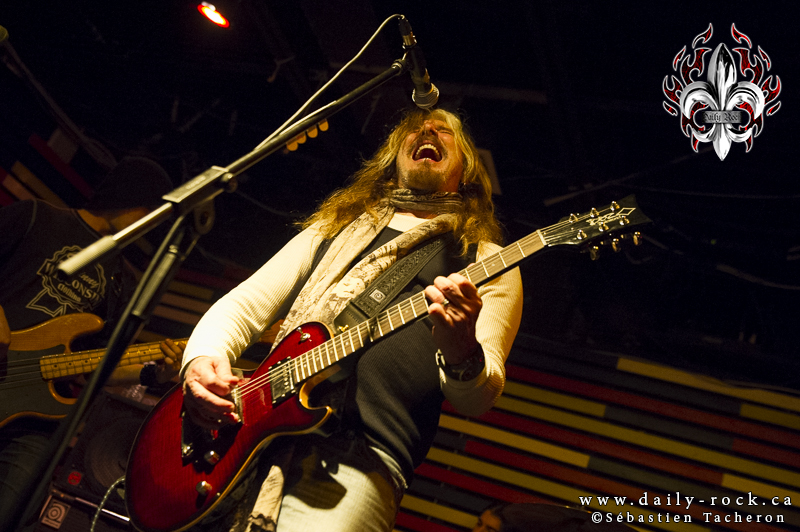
[[196, 480, 213, 496], [204, 450, 221, 465]]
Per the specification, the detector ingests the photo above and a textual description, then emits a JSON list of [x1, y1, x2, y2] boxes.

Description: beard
[[398, 163, 447, 193]]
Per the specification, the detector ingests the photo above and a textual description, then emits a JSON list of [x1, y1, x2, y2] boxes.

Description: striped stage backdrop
[[396, 335, 800, 532], [4, 121, 799, 532]]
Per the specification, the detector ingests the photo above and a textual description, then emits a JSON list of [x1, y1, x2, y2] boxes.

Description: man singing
[[180, 108, 523, 531]]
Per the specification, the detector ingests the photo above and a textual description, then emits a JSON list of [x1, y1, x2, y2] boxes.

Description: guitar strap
[[332, 235, 446, 333]]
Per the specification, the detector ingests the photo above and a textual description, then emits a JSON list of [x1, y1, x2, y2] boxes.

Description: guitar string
[[0, 349, 167, 388], [233, 221, 570, 400], [234, 217, 583, 397]]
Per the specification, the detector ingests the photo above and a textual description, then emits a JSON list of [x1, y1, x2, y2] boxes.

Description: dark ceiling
[[1, 1, 799, 389]]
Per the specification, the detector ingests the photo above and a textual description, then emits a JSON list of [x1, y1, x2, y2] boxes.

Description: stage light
[[197, 2, 230, 28]]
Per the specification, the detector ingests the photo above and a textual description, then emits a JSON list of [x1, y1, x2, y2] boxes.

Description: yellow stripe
[[167, 280, 216, 301], [494, 396, 800, 489], [11, 161, 67, 207], [439, 414, 590, 468], [160, 293, 213, 314], [152, 305, 201, 326], [400, 494, 476, 528], [1, 173, 35, 200], [740, 403, 800, 431], [722, 474, 800, 509], [426, 448, 708, 532], [129, 264, 216, 301], [135, 330, 168, 343], [617, 358, 800, 413], [503, 381, 607, 417]]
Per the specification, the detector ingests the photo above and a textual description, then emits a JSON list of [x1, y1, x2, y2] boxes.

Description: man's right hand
[[181, 356, 240, 430]]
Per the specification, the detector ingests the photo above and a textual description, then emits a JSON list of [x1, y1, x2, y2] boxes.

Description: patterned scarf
[[272, 191, 460, 346]]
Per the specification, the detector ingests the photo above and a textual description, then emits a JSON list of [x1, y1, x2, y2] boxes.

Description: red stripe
[[27, 133, 93, 198], [221, 264, 255, 281], [443, 404, 724, 485], [506, 365, 800, 449], [465, 440, 639, 498], [395, 511, 462, 532], [415, 463, 553, 505], [174, 268, 241, 291], [0, 167, 14, 206], [731, 438, 800, 468]]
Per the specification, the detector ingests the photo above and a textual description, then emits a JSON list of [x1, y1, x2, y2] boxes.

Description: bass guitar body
[[2, 313, 105, 427], [125, 322, 335, 532]]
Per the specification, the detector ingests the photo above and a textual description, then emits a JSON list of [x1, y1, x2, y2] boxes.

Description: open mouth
[[413, 143, 442, 162]]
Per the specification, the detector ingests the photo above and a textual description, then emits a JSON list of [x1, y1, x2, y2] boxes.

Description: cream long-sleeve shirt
[[182, 213, 523, 416]]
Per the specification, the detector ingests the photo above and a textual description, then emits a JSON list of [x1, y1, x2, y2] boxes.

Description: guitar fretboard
[[39, 341, 186, 380]]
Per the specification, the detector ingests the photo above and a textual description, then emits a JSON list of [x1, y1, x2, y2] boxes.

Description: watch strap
[[436, 347, 485, 382]]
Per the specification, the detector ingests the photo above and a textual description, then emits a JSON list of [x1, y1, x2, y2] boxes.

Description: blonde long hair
[[300, 109, 503, 253]]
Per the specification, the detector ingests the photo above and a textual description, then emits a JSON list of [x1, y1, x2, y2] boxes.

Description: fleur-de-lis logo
[[663, 24, 781, 161]]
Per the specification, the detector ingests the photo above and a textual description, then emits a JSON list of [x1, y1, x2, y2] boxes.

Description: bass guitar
[[125, 196, 650, 532], [2, 313, 184, 428]]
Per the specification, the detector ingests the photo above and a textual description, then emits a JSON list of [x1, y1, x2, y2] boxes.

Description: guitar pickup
[[268, 357, 295, 406], [229, 368, 244, 423]]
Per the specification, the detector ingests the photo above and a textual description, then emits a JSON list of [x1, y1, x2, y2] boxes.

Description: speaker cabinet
[[53, 392, 150, 515]]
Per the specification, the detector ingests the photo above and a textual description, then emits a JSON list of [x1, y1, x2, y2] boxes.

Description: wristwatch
[[436, 347, 485, 382]]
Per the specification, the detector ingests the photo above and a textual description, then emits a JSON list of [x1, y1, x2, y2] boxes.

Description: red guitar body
[[125, 323, 334, 532]]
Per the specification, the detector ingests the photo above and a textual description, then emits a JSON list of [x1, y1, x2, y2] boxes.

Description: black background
[[1, 1, 798, 388]]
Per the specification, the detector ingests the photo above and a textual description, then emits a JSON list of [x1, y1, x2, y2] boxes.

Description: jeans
[[275, 432, 405, 532], [0, 419, 57, 531], [195, 431, 406, 532]]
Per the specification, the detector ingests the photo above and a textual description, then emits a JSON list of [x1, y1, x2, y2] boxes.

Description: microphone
[[398, 16, 439, 109]]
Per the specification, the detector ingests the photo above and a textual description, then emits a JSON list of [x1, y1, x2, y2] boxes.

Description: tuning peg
[[633, 232, 642, 246], [611, 238, 621, 252], [589, 245, 600, 260], [284, 120, 328, 152], [610, 201, 620, 212], [589, 207, 600, 218], [569, 213, 579, 223], [285, 131, 307, 151]]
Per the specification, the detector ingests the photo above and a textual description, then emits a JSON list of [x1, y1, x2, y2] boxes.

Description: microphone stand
[[9, 56, 410, 531]]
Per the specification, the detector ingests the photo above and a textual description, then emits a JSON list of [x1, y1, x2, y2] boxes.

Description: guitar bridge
[[268, 357, 295, 406]]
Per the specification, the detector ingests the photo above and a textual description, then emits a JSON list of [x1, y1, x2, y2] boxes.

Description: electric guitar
[[125, 196, 651, 532], [1, 313, 184, 428]]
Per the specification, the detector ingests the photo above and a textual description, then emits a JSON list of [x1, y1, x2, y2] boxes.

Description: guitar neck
[[286, 229, 547, 384], [285, 194, 650, 385], [39, 339, 187, 380]]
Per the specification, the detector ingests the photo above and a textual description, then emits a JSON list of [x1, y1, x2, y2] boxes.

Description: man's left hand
[[156, 339, 184, 384], [425, 273, 482, 364]]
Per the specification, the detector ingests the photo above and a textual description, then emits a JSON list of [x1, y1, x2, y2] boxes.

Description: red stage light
[[197, 2, 230, 28]]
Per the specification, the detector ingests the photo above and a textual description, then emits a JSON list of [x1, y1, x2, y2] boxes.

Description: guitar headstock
[[542, 195, 651, 259]]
